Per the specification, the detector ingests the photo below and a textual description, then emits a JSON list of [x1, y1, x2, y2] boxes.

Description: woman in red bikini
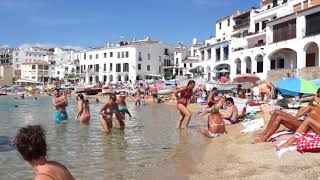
[[175, 80, 196, 129]]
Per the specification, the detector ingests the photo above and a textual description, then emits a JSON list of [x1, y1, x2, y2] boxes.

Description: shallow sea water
[[0, 96, 207, 180]]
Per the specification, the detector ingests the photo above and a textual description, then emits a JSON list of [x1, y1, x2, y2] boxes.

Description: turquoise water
[[0, 96, 207, 179]]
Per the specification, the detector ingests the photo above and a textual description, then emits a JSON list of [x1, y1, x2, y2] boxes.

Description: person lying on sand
[[276, 112, 320, 151], [198, 105, 226, 138], [254, 102, 320, 143]]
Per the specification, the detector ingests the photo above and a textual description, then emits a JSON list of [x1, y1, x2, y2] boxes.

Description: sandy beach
[[184, 105, 320, 180]]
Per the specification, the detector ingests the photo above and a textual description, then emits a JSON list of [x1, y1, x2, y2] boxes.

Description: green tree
[[164, 71, 172, 80], [67, 73, 76, 79]]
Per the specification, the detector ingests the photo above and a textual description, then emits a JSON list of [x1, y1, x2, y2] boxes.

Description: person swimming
[[52, 89, 68, 123]]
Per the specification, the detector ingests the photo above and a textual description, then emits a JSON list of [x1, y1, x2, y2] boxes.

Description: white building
[[79, 37, 175, 84], [191, 0, 320, 82], [0, 48, 13, 66], [21, 61, 50, 82], [44, 48, 81, 80]]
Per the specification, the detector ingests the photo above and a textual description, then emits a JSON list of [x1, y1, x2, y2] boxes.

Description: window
[[16, 64, 19, 68], [116, 63, 121, 72], [126, 51, 129, 58], [219, 22, 222, 29], [207, 49, 211, 60], [216, 48, 221, 61], [227, 19, 230, 26], [184, 63, 186, 68], [147, 65, 150, 71], [273, 19, 296, 43], [15, 58, 18, 62], [262, 20, 268, 30], [148, 53, 151, 60], [89, 55, 92, 60], [271, 60, 276, 69], [32, 76, 36, 79], [121, 52, 124, 58], [84, 65, 86, 70], [16, 52, 19, 56], [201, 51, 204, 60], [117, 52, 120, 58], [283, 0, 287, 3], [223, 46, 229, 60], [104, 53, 107, 58], [110, 52, 113, 57], [267, 5, 271, 9], [84, 53, 86, 60], [255, 23, 260, 32], [32, 65, 36, 69], [96, 54, 99, 59], [139, 52, 142, 61], [273, 0, 278, 7], [278, 59, 284, 68], [110, 63, 113, 71], [44, 66, 49, 70], [138, 64, 141, 70], [190, 63, 193, 68], [257, 61, 263, 73], [164, 49, 169, 55], [176, 58, 179, 65], [164, 59, 171, 66], [95, 64, 99, 72], [103, 64, 106, 71], [81, 65, 83, 73], [306, 12, 320, 36], [123, 63, 129, 72]]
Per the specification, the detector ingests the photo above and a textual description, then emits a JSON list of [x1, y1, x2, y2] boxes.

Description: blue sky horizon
[[0, 0, 259, 49]]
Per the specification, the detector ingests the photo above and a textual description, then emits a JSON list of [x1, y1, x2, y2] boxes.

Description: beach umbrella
[[274, 78, 318, 96], [311, 79, 320, 88], [233, 74, 260, 83]]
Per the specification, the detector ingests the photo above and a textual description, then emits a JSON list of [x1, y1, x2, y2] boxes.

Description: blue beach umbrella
[[274, 78, 318, 96], [311, 79, 320, 88]]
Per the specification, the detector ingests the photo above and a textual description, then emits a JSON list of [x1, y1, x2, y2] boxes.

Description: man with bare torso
[[52, 89, 68, 123]]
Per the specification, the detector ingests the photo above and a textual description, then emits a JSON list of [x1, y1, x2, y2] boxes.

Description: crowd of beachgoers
[[8, 77, 320, 179]]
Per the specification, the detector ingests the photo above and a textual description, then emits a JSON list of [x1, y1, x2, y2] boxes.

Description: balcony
[[233, 22, 250, 30]]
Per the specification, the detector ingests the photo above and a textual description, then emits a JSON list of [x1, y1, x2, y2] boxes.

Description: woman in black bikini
[[15, 125, 74, 180]]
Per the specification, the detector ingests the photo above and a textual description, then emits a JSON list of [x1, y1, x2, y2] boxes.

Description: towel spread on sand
[[240, 118, 264, 133]]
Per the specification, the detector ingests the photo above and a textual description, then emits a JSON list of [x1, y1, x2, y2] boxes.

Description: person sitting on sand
[[76, 93, 91, 123], [255, 89, 320, 143], [276, 113, 320, 151], [222, 97, 239, 125], [198, 104, 226, 138], [99, 93, 123, 134], [15, 125, 74, 180], [207, 87, 224, 108], [175, 80, 196, 129]]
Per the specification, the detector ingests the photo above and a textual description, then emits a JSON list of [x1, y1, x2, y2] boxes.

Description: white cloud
[[18, 43, 57, 49]]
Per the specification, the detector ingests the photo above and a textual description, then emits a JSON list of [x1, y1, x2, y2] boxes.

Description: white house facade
[[79, 38, 174, 84]]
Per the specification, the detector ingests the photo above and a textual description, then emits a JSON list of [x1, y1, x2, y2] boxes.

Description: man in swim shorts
[[52, 89, 68, 123]]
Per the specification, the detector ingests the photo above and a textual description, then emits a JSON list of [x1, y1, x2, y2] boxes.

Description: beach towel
[[269, 130, 294, 142], [240, 118, 264, 133], [296, 133, 320, 153], [276, 140, 297, 157]]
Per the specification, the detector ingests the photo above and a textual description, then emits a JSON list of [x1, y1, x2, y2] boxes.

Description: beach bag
[[296, 133, 320, 153]]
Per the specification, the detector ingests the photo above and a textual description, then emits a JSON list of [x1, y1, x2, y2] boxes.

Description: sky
[[0, 0, 259, 49]]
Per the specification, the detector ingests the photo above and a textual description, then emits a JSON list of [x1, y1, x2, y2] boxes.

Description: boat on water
[[74, 85, 95, 93], [206, 82, 250, 92], [84, 88, 102, 95]]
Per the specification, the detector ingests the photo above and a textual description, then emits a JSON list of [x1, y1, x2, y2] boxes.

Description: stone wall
[[267, 67, 320, 82], [267, 69, 297, 83], [297, 67, 320, 80]]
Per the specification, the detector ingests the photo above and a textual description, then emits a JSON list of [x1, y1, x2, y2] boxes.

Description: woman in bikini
[[76, 94, 91, 123], [99, 93, 122, 134], [175, 80, 196, 129], [198, 100, 226, 138], [15, 125, 74, 180], [117, 94, 132, 119], [222, 97, 239, 125]]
